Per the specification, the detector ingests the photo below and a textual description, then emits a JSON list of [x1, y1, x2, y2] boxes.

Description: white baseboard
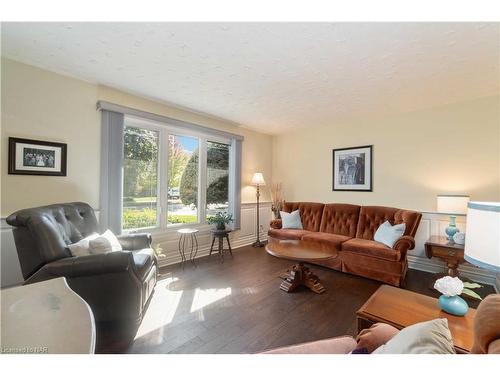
[[157, 232, 267, 267]]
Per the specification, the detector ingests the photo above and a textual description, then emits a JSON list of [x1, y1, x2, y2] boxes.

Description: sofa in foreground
[[268, 202, 422, 286], [263, 294, 500, 354]]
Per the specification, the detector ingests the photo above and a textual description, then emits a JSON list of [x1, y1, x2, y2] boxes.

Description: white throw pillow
[[67, 233, 99, 257], [373, 318, 455, 354], [280, 210, 303, 230], [89, 229, 123, 254], [374, 220, 406, 248]]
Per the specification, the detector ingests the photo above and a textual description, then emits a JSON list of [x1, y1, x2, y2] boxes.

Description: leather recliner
[[6, 202, 157, 326]]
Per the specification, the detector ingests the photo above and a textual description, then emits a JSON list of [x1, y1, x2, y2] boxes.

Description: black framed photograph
[[333, 145, 372, 191], [8, 137, 67, 176]]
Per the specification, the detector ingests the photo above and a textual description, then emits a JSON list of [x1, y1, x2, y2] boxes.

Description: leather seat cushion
[[341, 238, 400, 261], [302, 232, 352, 252], [268, 228, 313, 240], [132, 248, 155, 280]]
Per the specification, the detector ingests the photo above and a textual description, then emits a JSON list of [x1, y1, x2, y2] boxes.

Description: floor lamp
[[251, 172, 266, 247]]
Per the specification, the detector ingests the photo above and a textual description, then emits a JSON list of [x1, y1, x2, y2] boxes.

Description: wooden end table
[[265, 239, 338, 294], [209, 229, 233, 262], [356, 285, 475, 353], [425, 235, 465, 277]]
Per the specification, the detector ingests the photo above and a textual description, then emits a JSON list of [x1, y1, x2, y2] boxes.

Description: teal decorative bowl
[[438, 295, 468, 316]]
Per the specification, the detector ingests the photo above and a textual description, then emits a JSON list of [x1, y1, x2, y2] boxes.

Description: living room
[[1, 0, 499, 372]]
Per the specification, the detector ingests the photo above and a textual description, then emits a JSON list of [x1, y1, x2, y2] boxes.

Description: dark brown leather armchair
[[6, 202, 157, 326]]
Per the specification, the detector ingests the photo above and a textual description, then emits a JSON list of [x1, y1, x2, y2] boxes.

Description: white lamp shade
[[251, 172, 266, 186], [464, 201, 500, 272], [436, 195, 470, 215]]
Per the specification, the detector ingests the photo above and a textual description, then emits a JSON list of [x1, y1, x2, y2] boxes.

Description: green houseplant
[[207, 212, 233, 230]]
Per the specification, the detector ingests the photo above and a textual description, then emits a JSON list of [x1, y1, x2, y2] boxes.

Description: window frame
[[122, 115, 233, 234]]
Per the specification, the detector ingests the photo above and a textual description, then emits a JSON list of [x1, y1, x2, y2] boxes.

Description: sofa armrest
[[270, 219, 282, 229], [355, 323, 400, 353], [32, 251, 133, 280], [117, 233, 152, 250], [262, 336, 357, 354], [393, 235, 415, 259]]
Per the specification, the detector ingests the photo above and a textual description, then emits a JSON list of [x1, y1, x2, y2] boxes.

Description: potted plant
[[433, 276, 482, 316], [207, 212, 234, 230]]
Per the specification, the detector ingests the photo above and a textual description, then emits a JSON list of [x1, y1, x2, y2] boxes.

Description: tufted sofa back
[[319, 204, 361, 237], [283, 202, 325, 232], [6, 202, 99, 279], [355, 206, 422, 240]]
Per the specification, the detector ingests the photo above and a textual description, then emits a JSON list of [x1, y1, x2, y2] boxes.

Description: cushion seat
[[267, 228, 313, 240], [301, 232, 352, 253], [341, 238, 400, 261]]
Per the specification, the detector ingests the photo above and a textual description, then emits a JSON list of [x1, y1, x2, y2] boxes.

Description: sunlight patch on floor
[[134, 276, 183, 342], [190, 287, 232, 313], [240, 287, 259, 295]]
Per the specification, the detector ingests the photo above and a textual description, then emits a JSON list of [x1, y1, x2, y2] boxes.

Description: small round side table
[[177, 228, 199, 268], [209, 229, 233, 263]]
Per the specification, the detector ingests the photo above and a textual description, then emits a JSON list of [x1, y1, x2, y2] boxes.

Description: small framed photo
[[8, 137, 67, 176], [333, 145, 372, 191]]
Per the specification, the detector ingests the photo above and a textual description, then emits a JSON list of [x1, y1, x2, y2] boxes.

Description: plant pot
[[438, 295, 468, 316], [216, 223, 226, 231]]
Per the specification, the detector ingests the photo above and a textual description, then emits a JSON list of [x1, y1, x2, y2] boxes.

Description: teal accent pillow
[[374, 220, 406, 248], [280, 209, 303, 229]]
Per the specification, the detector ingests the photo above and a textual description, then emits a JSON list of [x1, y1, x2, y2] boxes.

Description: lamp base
[[445, 216, 459, 241], [445, 225, 459, 241], [252, 240, 265, 248]]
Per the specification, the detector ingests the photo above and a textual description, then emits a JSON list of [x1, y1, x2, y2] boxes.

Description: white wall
[[272, 96, 499, 211], [1, 58, 274, 287], [2, 59, 499, 290], [271, 95, 500, 289]]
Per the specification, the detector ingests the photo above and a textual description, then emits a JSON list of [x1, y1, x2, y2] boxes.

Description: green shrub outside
[[123, 208, 197, 229]]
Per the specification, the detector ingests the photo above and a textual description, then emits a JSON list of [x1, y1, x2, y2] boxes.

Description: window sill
[[123, 222, 231, 237]]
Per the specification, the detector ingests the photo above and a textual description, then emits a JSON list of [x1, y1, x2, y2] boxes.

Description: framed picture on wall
[[333, 145, 372, 191], [8, 137, 67, 176]]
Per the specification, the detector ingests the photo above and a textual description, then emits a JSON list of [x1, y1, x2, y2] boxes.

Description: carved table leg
[[447, 261, 460, 277], [279, 263, 326, 294], [302, 265, 326, 294]]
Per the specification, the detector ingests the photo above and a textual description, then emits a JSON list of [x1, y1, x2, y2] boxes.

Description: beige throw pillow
[[373, 318, 455, 354], [67, 233, 99, 257], [89, 229, 123, 254]]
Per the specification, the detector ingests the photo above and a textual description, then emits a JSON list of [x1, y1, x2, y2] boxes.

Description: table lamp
[[251, 172, 266, 247], [437, 194, 470, 241], [464, 201, 500, 272]]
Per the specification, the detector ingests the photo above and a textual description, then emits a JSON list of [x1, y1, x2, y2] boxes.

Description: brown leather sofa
[[268, 202, 422, 286]]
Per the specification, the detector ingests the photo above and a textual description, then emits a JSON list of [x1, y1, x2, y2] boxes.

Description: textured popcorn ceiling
[[2, 22, 499, 134]]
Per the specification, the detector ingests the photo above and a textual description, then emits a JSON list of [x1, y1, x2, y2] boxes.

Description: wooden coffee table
[[265, 240, 338, 294], [356, 285, 476, 353]]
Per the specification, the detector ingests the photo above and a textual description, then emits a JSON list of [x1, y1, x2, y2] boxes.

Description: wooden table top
[[265, 240, 338, 262], [357, 285, 475, 353], [425, 235, 464, 250]]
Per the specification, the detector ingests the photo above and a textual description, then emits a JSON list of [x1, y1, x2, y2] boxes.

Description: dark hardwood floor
[[96, 244, 496, 354]]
